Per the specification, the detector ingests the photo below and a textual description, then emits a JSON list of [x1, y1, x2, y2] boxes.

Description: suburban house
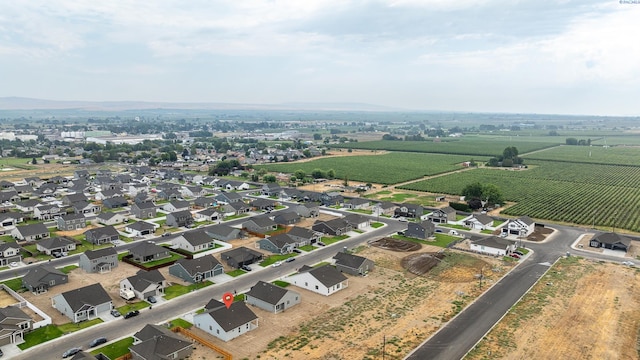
[[71, 201, 101, 215], [130, 324, 193, 360], [101, 196, 128, 209], [428, 206, 457, 224], [333, 252, 375, 276], [165, 210, 194, 228], [172, 230, 216, 253], [205, 224, 242, 242], [63, 192, 89, 206], [221, 202, 251, 216], [273, 211, 301, 226], [502, 216, 536, 237], [344, 198, 370, 210], [22, 265, 68, 294], [220, 247, 264, 269], [162, 200, 190, 213], [128, 242, 171, 263], [51, 283, 113, 323], [320, 192, 344, 207], [130, 201, 157, 219], [125, 221, 157, 237], [11, 223, 50, 242], [312, 218, 352, 236], [120, 269, 167, 300], [84, 226, 120, 245], [243, 216, 278, 234], [0, 242, 22, 266], [470, 236, 516, 256], [394, 203, 424, 219], [194, 300, 259, 342], [250, 198, 276, 211], [294, 202, 320, 218], [405, 221, 436, 239], [261, 183, 282, 197], [33, 204, 62, 220], [96, 212, 127, 226], [169, 256, 224, 283], [257, 233, 297, 254], [287, 226, 321, 246], [193, 196, 217, 208], [215, 192, 243, 204], [180, 185, 207, 198], [464, 213, 494, 230], [79, 247, 119, 273], [195, 208, 222, 222], [35, 236, 76, 255], [0, 306, 32, 346], [245, 280, 301, 313], [287, 264, 349, 296], [589, 232, 631, 252], [56, 213, 86, 231], [344, 213, 370, 230]]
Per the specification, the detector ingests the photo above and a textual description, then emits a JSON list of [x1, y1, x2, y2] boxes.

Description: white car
[[9, 262, 18, 267], [271, 261, 283, 267], [622, 261, 635, 266]]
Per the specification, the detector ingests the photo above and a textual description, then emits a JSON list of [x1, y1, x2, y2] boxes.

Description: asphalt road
[[11, 214, 403, 360]]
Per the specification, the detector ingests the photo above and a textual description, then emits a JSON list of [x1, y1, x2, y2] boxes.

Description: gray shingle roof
[[201, 301, 258, 332], [333, 252, 370, 270], [83, 247, 118, 260], [173, 256, 221, 276], [300, 264, 348, 287], [59, 283, 111, 312], [246, 280, 297, 306]]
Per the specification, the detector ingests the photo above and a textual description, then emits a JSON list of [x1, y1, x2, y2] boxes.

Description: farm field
[[524, 144, 640, 166], [399, 162, 640, 232], [465, 257, 640, 360], [332, 137, 561, 156], [257, 152, 480, 185]]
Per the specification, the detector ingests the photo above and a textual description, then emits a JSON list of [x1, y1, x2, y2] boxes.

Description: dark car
[[285, 257, 296, 263], [89, 337, 108, 347], [509, 253, 521, 259], [147, 296, 157, 304], [292, 249, 302, 254], [316, 242, 326, 247], [435, 229, 443, 233], [110, 309, 121, 317], [124, 310, 140, 319], [514, 251, 525, 256], [241, 265, 252, 272], [62, 347, 82, 358]]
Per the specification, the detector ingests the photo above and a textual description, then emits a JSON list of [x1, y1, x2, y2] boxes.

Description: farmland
[[524, 144, 640, 166], [257, 152, 481, 185], [399, 162, 640, 231], [332, 137, 561, 156]]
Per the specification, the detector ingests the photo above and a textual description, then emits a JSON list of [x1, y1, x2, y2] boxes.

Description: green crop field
[[399, 162, 640, 232], [524, 144, 640, 166], [332, 137, 561, 156], [257, 152, 482, 184]]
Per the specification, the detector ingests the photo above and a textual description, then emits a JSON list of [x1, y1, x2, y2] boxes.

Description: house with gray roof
[[245, 280, 301, 314], [131, 201, 157, 219], [589, 232, 631, 252], [333, 252, 375, 276], [169, 256, 224, 283], [194, 207, 222, 222], [79, 247, 118, 273], [162, 200, 190, 213], [405, 220, 435, 240], [242, 216, 278, 234], [205, 224, 242, 242], [102, 196, 128, 209], [128, 242, 171, 263], [0, 242, 22, 266], [36, 236, 76, 255], [51, 283, 112, 323], [464, 213, 494, 230], [120, 269, 167, 300], [312, 218, 352, 236], [11, 223, 50, 242], [0, 306, 32, 346], [287, 226, 321, 246], [194, 300, 259, 342], [125, 221, 157, 237], [394, 203, 423, 219], [215, 191, 243, 204], [221, 201, 251, 216], [502, 215, 535, 237], [273, 211, 301, 225], [172, 230, 215, 253], [343, 213, 370, 229], [428, 206, 457, 224], [33, 204, 62, 220], [0, 212, 24, 227], [257, 233, 296, 254], [286, 264, 348, 296], [72, 201, 101, 215], [130, 324, 193, 360], [22, 265, 68, 294], [56, 213, 86, 231], [293, 202, 320, 218], [84, 226, 120, 245], [165, 210, 194, 228], [220, 247, 263, 269], [96, 212, 127, 226], [470, 236, 516, 256], [344, 198, 370, 210]]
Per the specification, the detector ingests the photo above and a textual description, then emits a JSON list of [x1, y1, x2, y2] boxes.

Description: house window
[[304, 282, 308, 287], [209, 325, 212, 331], [49, 280, 55, 286], [315, 285, 319, 290], [216, 329, 219, 334]]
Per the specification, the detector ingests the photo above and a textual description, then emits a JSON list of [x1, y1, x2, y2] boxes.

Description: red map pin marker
[[222, 292, 234, 309]]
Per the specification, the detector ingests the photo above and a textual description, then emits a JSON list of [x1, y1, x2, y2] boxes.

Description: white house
[[194, 300, 259, 342], [172, 230, 215, 253], [470, 236, 516, 256], [502, 215, 535, 237], [286, 264, 348, 296]]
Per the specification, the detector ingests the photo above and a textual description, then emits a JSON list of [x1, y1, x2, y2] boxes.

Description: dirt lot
[[466, 257, 640, 360], [203, 244, 511, 360]]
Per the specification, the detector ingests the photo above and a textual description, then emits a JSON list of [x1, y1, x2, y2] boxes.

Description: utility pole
[[382, 335, 386, 360]]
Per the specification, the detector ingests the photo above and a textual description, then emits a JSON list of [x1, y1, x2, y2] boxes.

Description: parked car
[[110, 309, 121, 317], [124, 310, 140, 319], [272, 261, 283, 267], [397, 231, 405, 236], [514, 251, 525, 256], [89, 337, 108, 347], [509, 253, 521, 259], [292, 249, 302, 254], [398, 217, 408, 222], [241, 265, 252, 272], [147, 296, 157, 304], [62, 347, 82, 358], [316, 242, 326, 247], [435, 229, 443, 233], [286, 257, 296, 263]]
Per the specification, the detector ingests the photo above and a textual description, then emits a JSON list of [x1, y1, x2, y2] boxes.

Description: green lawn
[[321, 235, 349, 245], [393, 233, 460, 248], [18, 325, 64, 349], [371, 222, 384, 228], [226, 269, 246, 277], [260, 254, 297, 266], [1, 278, 24, 291], [299, 245, 315, 251], [60, 265, 79, 274], [91, 337, 134, 359], [57, 318, 103, 333], [117, 301, 150, 314], [273, 280, 290, 287], [137, 253, 184, 268], [163, 281, 214, 300], [168, 318, 193, 329]]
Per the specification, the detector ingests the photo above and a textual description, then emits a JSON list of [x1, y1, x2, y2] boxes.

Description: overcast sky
[[1, 1, 639, 115]]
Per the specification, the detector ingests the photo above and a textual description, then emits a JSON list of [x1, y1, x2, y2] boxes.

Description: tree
[[294, 170, 306, 180], [311, 169, 325, 179], [31, 157, 37, 165], [462, 182, 484, 199], [481, 183, 503, 206], [502, 146, 518, 160], [327, 169, 336, 179], [462, 182, 503, 209], [313, 133, 322, 140], [263, 174, 277, 183]]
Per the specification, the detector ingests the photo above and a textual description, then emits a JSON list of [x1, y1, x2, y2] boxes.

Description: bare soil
[[466, 258, 640, 360], [370, 238, 422, 252]]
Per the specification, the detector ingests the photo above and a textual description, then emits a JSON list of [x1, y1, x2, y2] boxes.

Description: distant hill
[[0, 97, 400, 112]]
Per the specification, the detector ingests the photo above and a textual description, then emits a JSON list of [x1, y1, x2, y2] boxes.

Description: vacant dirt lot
[[466, 257, 640, 360], [205, 244, 510, 360]]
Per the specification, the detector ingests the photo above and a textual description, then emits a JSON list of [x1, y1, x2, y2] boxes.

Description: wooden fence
[[172, 326, 232, 360]]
